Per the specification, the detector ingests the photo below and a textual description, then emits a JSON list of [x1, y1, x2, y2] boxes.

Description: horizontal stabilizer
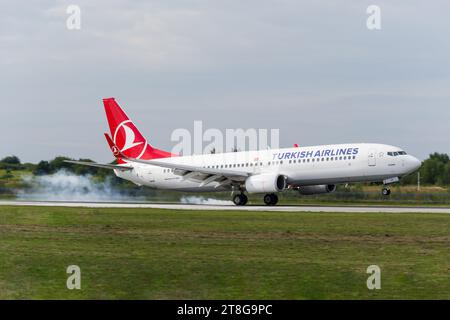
[[63, 160, 133, 171]]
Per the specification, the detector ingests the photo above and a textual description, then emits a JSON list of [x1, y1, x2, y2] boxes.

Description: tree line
[[400, 153, 450, 186]]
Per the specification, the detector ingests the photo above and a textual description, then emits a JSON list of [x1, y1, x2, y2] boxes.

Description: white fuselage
[[115, 143, 421, 193]]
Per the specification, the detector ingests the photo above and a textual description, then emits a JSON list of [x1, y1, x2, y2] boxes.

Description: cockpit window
[[388, 151, 407, 156]]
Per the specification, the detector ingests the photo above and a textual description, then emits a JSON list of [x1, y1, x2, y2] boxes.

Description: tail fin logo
[[114, 120, 146, 158], [120, 124, 143, 151], [103, 98, 174, 160]]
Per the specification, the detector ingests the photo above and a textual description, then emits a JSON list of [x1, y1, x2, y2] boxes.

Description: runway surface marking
[[1, 201, 450, 213]]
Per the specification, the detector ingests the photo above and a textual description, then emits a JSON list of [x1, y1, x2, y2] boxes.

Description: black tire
[[264, 193, 278, 206], [382, 188, 391, 196], [241, 194, 248, 206], [270, 193, 279, 205], [263, 194, 272, 205], [233, 194, 247, 206]]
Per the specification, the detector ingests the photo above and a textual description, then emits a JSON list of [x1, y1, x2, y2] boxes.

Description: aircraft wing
[[63, 160, 133, 171], [104, 133, 249, 185]]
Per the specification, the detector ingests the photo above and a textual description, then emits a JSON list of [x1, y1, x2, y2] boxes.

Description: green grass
[[0, 206, 449, 299]]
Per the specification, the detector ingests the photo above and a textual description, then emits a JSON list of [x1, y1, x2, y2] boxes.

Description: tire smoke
[[180, 196, 233, 205], [18, 170, 137, 202]]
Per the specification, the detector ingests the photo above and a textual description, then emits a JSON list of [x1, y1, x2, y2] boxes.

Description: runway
[[1, 200, 450, 214]]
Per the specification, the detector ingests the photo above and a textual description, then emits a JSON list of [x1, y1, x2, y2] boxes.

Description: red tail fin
[[103, 98, 174, 162]]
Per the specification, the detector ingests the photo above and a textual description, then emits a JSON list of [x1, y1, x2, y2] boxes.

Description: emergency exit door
[[368, 149, 376, 166]]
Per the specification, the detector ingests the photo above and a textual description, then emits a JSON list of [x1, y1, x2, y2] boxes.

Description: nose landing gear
[[381, 177, 398, 197], [382, 187, 391, 196]]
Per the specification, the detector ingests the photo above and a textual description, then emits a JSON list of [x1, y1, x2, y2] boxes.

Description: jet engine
[[297, 184, 336, 195], [245, 173, 287, 194]]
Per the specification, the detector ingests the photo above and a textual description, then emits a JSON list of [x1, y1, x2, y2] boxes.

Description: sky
[[1, 0, 450, 163]]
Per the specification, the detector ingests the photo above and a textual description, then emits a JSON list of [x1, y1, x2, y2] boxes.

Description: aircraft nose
[[410, 156, 422, 171]]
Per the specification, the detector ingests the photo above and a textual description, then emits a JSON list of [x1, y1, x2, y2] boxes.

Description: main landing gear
[[233, 193, 248, 206], [263, 193, 278, 206], [232, 193, 279, 206], [382, 187, 391, 196]]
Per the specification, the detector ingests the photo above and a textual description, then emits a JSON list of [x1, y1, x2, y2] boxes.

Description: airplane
[[66, 98, 422, 206]]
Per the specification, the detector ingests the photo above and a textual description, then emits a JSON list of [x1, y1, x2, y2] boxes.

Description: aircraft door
[[368, 149, 376, 167]]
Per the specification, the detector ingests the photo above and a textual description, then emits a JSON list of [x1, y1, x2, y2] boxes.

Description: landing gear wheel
[[263, 193, 278, 206], [241, 194, 248, 206], [233, 194, 248, 206], [382, 187, 391, 196]]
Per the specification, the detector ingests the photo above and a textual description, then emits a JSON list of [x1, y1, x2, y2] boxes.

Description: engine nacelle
[[245, 174, 287, 194], [298, 184, 336, 195]]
